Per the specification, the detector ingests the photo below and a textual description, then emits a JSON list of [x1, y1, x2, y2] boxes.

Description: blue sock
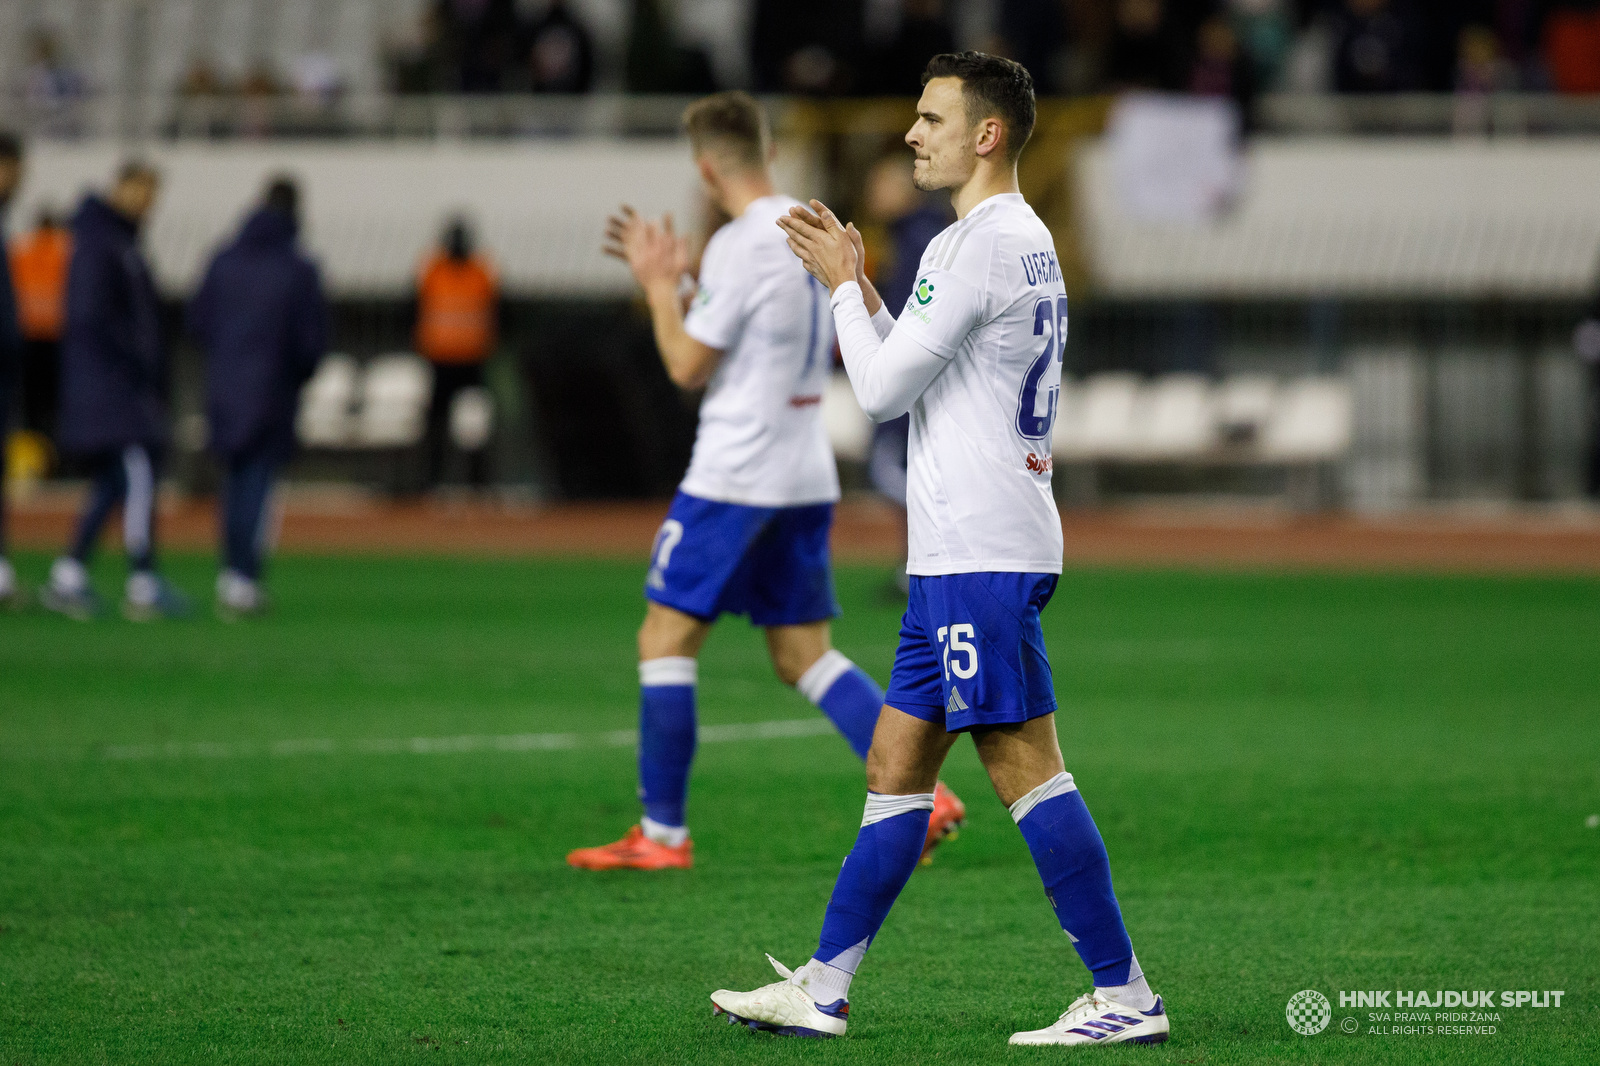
[[1013, 772, 1137, 987], [637, 657, 698, 828], [797, 650, 882, 761], [801, 792, 933, 1001]]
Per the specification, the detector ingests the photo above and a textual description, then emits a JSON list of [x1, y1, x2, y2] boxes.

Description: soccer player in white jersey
[[708, 54, 1168, 1046], [568, 92, 966, 872]]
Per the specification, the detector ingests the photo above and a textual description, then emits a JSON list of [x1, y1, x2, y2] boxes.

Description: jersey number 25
[[1016, 296, 1067, 440]]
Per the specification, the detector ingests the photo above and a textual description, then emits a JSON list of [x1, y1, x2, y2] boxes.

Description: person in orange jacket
[[9, 206, 69, 442], [415, 216, 497, 487]]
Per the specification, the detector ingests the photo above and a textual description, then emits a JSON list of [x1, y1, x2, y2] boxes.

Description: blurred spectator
[[443, 0, 523, 92], [1543, 2, 1600, 93], [1230, 0, 1296, 89], [415, 217, 498, 488], [1190, 13, 1257, 120], [995, 0, 1070, 94], [528, 0, 595, 93], [751, 0, 864, 93], [626, 0, 718, 93], [239, 62, 282, 138], [178, 58, 228, 98], [1105, 0, 1190, 91], [1456, 23, 1516, 91], [42, 162, 191, 621], [290, 54, 345, 105], [189, 177, 327, 618], [862, 0, 956, 95], [1330, 0, 1424, 93], [388, 5, 453, 93], [22, 31, 87, 109], [10, 207, 71, 442], [0, 133, 22, 608]]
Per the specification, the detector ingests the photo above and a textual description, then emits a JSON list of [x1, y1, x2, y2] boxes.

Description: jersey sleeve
[[682, 232, 748, 352], [887, 225, 995, 359]]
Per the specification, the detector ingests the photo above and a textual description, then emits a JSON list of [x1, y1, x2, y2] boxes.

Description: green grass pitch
[[1, 552, 1596, 1064]]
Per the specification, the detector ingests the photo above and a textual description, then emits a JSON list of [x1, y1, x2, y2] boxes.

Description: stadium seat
[[449, 386, 496, 452], [1214, 375, 1278, 446], [297, 353, 360, 447], [1071, 372, 1143, 460], [356, 353, 434, 448], [824, 371, 872, 464], [1136, 373, 1215, 459], [1259, 377, 1353, 462]]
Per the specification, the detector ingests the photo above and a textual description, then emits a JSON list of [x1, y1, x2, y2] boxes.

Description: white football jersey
[[679, 194, 840, 508], [891, 193, 1065, 575]]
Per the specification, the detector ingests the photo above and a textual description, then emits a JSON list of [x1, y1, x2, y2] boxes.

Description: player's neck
[[950, 163, 1019, 220], [717, 172, 778, 218]]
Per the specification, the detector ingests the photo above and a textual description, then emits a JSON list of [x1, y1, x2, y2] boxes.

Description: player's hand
[[847, 222, 870, 293], [776, 200, 858, 294], [604, 206, 688, 292]]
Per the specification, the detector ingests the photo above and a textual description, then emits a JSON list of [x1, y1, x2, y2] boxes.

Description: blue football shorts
[[643, 490, 840, 627], [884, 571, 1060, 733]]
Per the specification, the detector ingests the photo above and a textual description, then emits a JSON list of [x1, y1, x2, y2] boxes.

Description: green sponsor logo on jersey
[[914, 278, 936, 305]]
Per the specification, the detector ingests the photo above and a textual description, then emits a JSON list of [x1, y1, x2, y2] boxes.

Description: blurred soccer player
[[711, 54, 1167, 1046], [568, 91, 966, 872], [0, 132, 24, 608], [41, 162, 190, 621], [189, 176, 327, 618]]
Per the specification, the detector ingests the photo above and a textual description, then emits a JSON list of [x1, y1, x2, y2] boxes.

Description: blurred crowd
[[21, 1, 1598, 120], [379, 0, 1600, 99]]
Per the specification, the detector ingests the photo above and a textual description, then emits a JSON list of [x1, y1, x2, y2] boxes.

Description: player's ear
[[974, 118, 1003, 159], [695, 154, 720, 192]]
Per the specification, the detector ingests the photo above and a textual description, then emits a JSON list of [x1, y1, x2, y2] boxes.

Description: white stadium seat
[[1214, 375, 1278, 444], [356, 353, 434, 448], [1259, 377, 1353, 462], [297, 353, 359, 447], [1136, 373, 1215, 459], [1073, 372, 1143, 460], [824, 371, 872, 464]]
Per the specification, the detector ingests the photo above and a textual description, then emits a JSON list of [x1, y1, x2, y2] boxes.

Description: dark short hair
[[681, 91, 769, 171], [0, 131, 21, 162], [116, 158, 159, 185], [922, 51, 1036, 163], [264, 175, 298, 215]]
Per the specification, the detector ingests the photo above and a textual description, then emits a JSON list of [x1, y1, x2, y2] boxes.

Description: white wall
[[12, 139, 716, 298], [1078, 138, 1600, 298]]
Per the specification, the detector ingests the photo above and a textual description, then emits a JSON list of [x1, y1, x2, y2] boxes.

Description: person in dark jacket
[[41, 161, 190, 621], [188, 177, 327, 617], [0, 132, 24, 609]]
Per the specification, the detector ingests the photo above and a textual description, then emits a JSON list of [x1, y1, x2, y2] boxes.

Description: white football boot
[[1010, 990, 1169, 1046], [710, 954, 848, 1038]]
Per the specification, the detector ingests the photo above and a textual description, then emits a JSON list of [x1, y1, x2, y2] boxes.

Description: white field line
[[82, 717, 838, 763]]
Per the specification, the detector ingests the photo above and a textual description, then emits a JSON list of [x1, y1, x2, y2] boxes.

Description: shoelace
[[1057, 992, 1110, 1025]]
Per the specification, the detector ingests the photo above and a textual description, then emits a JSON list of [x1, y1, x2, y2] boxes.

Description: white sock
[[639, 815, 688, 848], [50, 556, 88, 594], [0, 558, 14, 596], [1095, 953, 1156, 1011], [791, 957, 853, 1004]]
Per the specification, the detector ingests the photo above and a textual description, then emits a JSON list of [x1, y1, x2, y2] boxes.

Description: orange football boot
[[567, 824, 693, 871], [920, 781, 967, 864]]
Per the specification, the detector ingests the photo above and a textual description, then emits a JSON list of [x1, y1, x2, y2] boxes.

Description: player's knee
[[864, 741, 919, 794]]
